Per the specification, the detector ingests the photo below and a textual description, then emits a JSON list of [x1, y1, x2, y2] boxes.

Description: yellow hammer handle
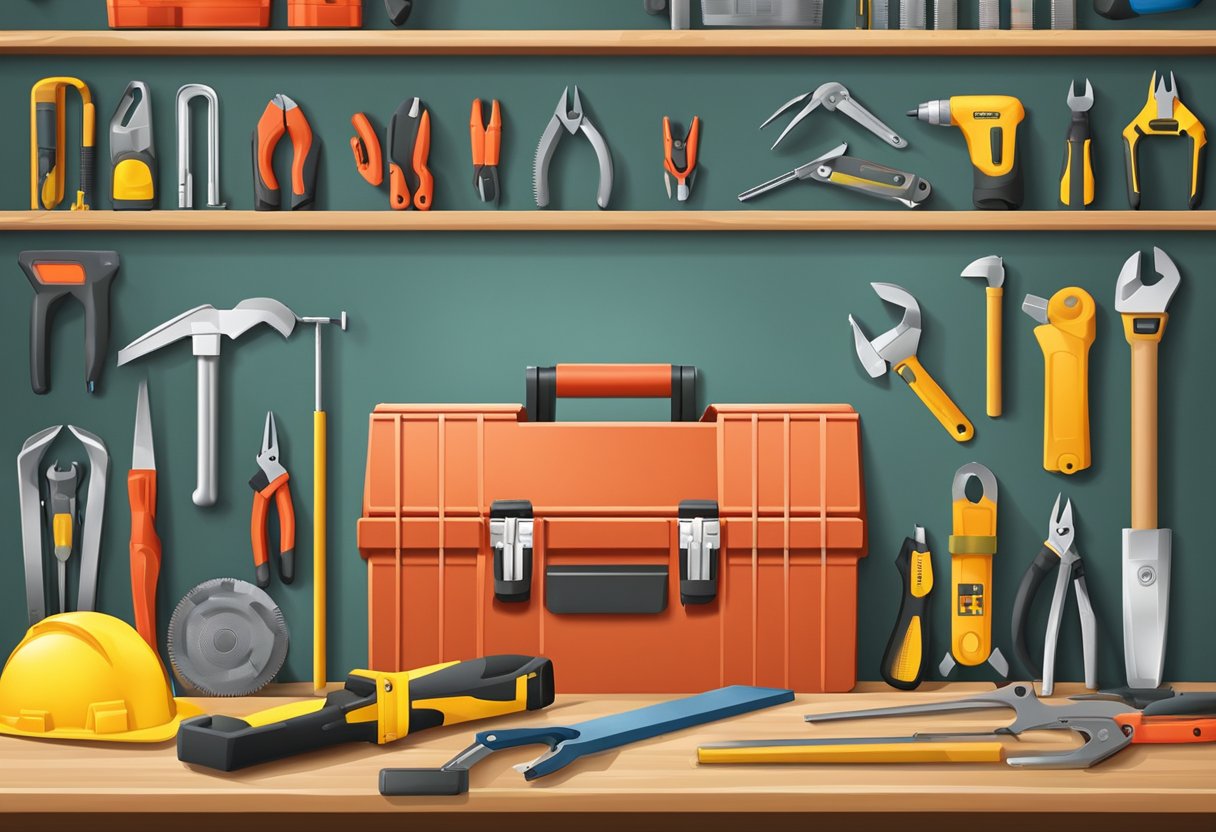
[[313, 409, 327, 693], [895, 355, 974, 442], [1130, 338, 1159, 529], [698, 742, 1005, 765], [986, 287, 1002, 418]]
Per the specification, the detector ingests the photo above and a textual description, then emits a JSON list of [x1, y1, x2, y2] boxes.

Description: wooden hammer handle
[[1131, 338, 1159, 529]]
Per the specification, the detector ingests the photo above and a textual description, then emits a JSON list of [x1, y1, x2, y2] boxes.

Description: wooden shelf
[[3, 210, 1214, 233], [3, 29, 1216, 56]]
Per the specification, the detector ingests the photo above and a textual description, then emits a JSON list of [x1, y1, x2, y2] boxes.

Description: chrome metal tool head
[[1153, 71, 1178, 120], [1115, 247, 1180, 315], [118, 298, 298, 363], [256, 412, 287, 482], [554, 86, 586, 134], [762, 82, 906, 151], [951, 461, 997, 504], [1067, 79, 1094, 113], [848, 283, 923, 375], [133, 378, 155, 471], [1046, 494, 1075, 557], [961, 255, 1005, 289]]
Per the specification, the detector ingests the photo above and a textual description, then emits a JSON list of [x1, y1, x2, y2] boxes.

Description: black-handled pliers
[[1011, 494, 1097, 696]]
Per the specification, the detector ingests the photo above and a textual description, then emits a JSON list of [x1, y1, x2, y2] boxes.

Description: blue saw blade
[[476, 685, 794, 781]]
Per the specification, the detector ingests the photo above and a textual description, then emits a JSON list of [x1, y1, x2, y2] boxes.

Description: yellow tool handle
[[698, 741, 1005, 765], [1129, 338, 1160, 529], [947, 550, 994, 667], [985, 287, 1003, 418], [894, 355, 974, 442], [1032, 290, 1095, 475], [52, 513, 73, 550], [314, 408, 327, 693]]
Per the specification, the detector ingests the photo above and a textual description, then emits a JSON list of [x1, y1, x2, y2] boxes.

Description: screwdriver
[[880, 526, 933, 690], [178, 655, 555, 771], [1061, 79, 1095, 209]]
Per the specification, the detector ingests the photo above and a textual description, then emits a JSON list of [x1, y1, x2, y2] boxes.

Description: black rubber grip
[[1011, 547, 1057, 680], [409, 655, 555, 713], [1124, 135, 1141, 209], [252, 127, 279, 211], [80, 145, 96, 208], [384, 0, 413, 26], [972, 153, 1023, 210], [1094, 0, 1137, 18], [879, 535, 930, 691], [380, 767, 468, 796], [1143, 692, 1216, 717]]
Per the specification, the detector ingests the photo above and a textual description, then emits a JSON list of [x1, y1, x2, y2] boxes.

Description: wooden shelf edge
[[2, 210, 1212, 232], [3, 29, 1216, 56]]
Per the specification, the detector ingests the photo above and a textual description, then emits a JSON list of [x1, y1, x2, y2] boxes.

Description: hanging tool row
[[31, 73, 1207, 213], [861, 247, 1179, 696]]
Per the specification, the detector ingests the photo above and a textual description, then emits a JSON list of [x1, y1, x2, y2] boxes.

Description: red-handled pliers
[[249, 412, 295, 588]]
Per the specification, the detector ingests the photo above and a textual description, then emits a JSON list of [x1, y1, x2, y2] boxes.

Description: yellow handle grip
[[313, 409, 327, 693], [985, 287, 1002, 418], [1032, 288, 1095, 475], [895, 355, 974, 442], [698, 741, 1005, 765]]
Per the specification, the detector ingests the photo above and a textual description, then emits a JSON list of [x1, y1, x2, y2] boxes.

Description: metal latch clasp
[[490, 499, 534, 603], [678, 500, 720, 606]]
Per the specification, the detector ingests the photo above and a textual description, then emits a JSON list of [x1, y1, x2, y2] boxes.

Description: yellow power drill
[[908, 96, 1025, 210]]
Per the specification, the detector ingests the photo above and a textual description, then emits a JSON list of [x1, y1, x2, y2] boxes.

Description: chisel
[[879, 527, 933, 690], [129, 379, 161, 652]]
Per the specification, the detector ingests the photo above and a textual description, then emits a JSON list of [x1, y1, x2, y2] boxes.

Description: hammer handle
[[986, 287, 1003, 418], [195, 356, 219, 507]]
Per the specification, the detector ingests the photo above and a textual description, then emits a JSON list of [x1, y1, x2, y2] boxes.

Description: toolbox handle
[[526, 364, 697, 422]]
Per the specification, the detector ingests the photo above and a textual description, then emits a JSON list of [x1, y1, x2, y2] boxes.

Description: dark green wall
[[2, 2, 1213, 687]]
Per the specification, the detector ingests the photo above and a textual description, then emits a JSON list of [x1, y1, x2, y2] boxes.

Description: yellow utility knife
[[1024, 287, 1096, 475], [941, 463, 1008, 678]]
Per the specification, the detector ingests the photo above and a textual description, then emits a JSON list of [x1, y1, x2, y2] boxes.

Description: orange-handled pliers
[[249, 412, 295, 588], [388, 97, 433, 211], [253, 94, 319, 211], [663, 115, 700, 203], [470, 98, 502, 205]]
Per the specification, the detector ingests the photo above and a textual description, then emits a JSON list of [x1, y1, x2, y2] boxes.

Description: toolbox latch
[[678, 500, 720, 606], [490, 500, 534, 603]]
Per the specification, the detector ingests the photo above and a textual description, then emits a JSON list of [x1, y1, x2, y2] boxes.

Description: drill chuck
[[908, 100, 952, 126]]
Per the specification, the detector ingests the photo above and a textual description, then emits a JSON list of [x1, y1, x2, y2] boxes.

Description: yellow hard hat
[[0, 611, 203, 743]]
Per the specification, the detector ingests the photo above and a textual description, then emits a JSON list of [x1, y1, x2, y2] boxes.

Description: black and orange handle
[[128, 467, 161, 652], [253, 100, 286, 210], [526, 364, 698, 422], [350, 113, 383, 187], [285, 105, 318, 210], [663, 115, 700, 184], [250, 471, 296, 587]]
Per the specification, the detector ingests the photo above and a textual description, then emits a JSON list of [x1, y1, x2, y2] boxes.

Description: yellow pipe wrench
[[940, 462, 1007, 678], [1023, 286, 1096, 475], [849, 282, 974, 443]]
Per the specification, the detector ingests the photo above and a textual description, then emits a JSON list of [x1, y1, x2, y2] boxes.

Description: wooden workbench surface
[[2, 683, 1213, 830]]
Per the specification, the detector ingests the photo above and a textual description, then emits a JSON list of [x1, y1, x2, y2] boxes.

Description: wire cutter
[[662, 116, 700, 203], [253, 94, 319, 211], [249, 412, 295, 588], [1011, 494, 1097, 696], [470, 98, 502, 205], [1123, 71, 1206, 209], [534, 86, 614, 210], [761, 81, 907, 151]]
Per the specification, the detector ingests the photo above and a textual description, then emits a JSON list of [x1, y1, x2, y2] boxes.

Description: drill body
[[910, 95, 1025, 210]]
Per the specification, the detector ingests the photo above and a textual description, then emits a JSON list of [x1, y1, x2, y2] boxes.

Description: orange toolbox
[[358, 364, 868, 693], [106, 0, 271, 28], [287, 0, 362, 27]]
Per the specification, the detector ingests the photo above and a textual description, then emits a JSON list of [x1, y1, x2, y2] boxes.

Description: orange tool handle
[[285, 106, 319, 209], [470, 100, 485, 166], [254, 102, 286, 196], [1122, 713, 1216, 744], [251, 474, 296, 587], [554, 364, 675, 398], [485, 100, 501, 167], [389, 162, 410, 210], [412, 109, 433, 211], [128, 468, 161, 652]]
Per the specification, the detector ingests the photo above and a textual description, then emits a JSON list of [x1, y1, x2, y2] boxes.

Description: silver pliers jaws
[[533, 86, 614, 210], [761, 81, 907, 151], [1011, 494, 1098, 696]]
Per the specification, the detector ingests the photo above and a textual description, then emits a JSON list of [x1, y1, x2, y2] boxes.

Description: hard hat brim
[[0, 698, 204, 743]]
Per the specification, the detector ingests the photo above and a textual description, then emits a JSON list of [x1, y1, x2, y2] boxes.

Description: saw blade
[[168, 578, 289, 697]]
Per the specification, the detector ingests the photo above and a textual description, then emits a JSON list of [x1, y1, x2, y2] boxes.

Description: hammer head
[[1115, 247, 1180, 315], [961, 255, 1005, 289], [118, 298, 298, 364], [848, 282, 923, 376]]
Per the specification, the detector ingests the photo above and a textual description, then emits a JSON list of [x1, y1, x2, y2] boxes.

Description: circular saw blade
[[167, 578, 289, 697]]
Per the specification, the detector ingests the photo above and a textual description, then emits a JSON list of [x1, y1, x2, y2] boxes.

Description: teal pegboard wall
[[2, 1, 1214, 687]]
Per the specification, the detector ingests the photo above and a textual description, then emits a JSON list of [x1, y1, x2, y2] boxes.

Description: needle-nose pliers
[[249, 412, 295, 588]]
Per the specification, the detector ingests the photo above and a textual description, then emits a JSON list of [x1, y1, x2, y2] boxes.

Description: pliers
[[1123, 71, 1207, 209], [470, 98, 502, 205], [1011, 494, 1097, 696], [253, 93, 319, 211], [388, 97, 433, 211], [761, 81, 907, 151], [534, 86, 614, 210], [249, 412, 295, 588], [663, 116, 700, 202]]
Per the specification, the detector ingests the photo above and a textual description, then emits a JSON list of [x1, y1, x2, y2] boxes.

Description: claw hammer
[[961, 256, 1005, 418]]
